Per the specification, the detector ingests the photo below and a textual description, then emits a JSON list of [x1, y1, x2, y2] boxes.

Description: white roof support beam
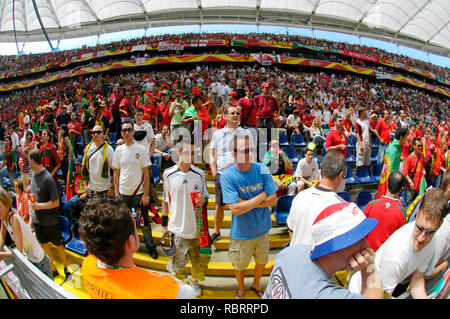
[[393, 0, 432, 40]]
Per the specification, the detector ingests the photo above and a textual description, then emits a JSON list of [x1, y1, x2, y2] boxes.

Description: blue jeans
[[313, 134, 326, 146], [0, 167, 14, 188], [63, 195, 79, 225], [377, 143, 388, 165], [152, 148, 175, 171]]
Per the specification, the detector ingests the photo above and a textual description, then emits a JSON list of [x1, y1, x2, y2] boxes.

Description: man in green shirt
[[169, 89, 189, 133], [376, 126, 408, 199]]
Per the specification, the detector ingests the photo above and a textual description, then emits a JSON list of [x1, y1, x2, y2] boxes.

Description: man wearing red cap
[[253, 83, 279, 143], [139, 92, 156, 127], [109, 85, 123, 134]]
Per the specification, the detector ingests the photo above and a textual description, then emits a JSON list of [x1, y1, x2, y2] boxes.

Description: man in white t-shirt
[[162, 140, 210, 296], [112, 119, 158, 259], [348, 188, 448, 298], [287, 151, 347, 246], [133, 107, 156, 158], [82, 125, 114, 198], [209, 104, 253, 243]]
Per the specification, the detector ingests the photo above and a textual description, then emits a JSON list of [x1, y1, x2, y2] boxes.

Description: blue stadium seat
[[65, 222, 88, 256], [274, 195, 295, 225], [346, 148, 356, 164], [355, 166, 376, 184], [337, 191, 351, 202], [57, 181, 66, 206], [291, 134, 306, 148], [371, 147, 378, 163], [355, 190, 372, 211], [371, 164, 382, 182], [345, 166, 359, 185], [59, 216, 72, 244], [279, 133, 291, 147], [151, 164, 160, 184], [282, 147, 299, 165]]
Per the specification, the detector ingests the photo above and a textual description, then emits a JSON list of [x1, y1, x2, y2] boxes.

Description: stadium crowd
[[0, 34, 449, 299], [1, 32, 448, 82]]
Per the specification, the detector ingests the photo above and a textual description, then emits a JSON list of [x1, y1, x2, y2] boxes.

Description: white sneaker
[[186, 276, 202, 297]]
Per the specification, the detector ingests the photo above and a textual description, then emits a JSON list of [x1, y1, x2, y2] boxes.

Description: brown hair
[[419, 188, 448, 223], [0, 187, 12, 210]]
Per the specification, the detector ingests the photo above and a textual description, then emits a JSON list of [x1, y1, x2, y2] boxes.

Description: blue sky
[[2, 24, 449, 69]]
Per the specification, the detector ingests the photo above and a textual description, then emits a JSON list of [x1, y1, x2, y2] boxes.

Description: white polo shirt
[[210, 126, 254, 175], [163, 164, 209, 239], [112, 142, 151, 196]]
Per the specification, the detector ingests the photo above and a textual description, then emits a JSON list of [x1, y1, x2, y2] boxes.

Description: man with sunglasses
[[221, 134, 278, 299], [112, 119, 151, 215], [81, 125, 114, 199], [349, 188, 448, 298]]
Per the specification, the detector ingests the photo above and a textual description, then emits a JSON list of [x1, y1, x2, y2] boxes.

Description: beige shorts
[[229, 233, 270, 271], [356, 142, 371, 167]]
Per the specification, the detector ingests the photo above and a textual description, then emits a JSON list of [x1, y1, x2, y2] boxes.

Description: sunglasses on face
[[229, 112, 240, 116], [121, 128, 133, 133], [415, 224, 437, 237], [92, 131, 103, 135], [236, 148, 255, 154]]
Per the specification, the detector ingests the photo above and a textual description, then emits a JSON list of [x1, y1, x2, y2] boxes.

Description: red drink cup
[[29, 194, 35, 203]]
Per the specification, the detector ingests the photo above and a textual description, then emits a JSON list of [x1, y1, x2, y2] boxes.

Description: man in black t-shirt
[[29, 149, 70, 279]]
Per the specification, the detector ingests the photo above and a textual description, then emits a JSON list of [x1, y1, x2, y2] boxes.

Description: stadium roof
[[0, 0, 449, 57]]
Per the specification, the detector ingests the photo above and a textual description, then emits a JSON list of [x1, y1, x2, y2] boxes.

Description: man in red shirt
[[374, 110, 392, 165], [403, 137, 426, 208], [39, 129, 61, 186], [325, 114, 347, 192], [364, 171, 406, 251], [155, 90, 172, 132], [253, 82, 279, 143], [140, 92, 156, 127], [237, 87, 257, 129], [119, 87, 134, 120], [109, 85, 123, 134]]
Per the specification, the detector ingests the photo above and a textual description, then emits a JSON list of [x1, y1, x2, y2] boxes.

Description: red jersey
[[156, 101, 172, 128], [237, 97, 257, 126], [375, 119, 391, 144], [403, 152, 425, 191], [325, 129, 347, 157], [342, 119, 352, 133], [253, 95, 278, 119], [364, 196, 406, 252], [140, 104, 156, 123]]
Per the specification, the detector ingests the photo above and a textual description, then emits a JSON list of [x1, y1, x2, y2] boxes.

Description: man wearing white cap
[[263, 202, 383, 299]]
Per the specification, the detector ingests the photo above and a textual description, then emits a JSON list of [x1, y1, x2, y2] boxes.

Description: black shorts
[[214, 173, 225, 207], [34, 223, 65, 246]]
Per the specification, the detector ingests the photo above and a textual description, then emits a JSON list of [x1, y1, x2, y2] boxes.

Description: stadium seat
[[59, 216, 72, 244], [279, 133, 291, 147], [65, 222, 88, 256], [109, 132, 117, 145], [371, 147, 378, 163], [337, 191, 351, 202], [355, 166, 375, 184], [151, 164, 160, 184], [291, 134, 306, 148], [57, 181, 66, 206], [371, 164, 382, 182], [282, 147, 299, 165], [274, 195, 295, 225], [355, 190, 372, 211], [345, 166, 359, 185], [346, 148, 356, 164]]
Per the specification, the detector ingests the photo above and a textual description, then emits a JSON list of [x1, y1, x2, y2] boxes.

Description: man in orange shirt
[[80, 198, 195, 299]]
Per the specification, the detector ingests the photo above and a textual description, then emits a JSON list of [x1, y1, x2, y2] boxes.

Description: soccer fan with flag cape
[[376, 127, 408, 199]]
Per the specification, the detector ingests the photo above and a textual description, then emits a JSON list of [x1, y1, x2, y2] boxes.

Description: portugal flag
[[376, 139, 401, 199]]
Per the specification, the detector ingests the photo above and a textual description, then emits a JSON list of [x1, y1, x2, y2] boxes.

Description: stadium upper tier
[[0, 0, 449, 57], [0, 33, 448, 89]]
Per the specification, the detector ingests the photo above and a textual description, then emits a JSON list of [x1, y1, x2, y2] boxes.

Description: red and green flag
[[376, 139, 401, 199]]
